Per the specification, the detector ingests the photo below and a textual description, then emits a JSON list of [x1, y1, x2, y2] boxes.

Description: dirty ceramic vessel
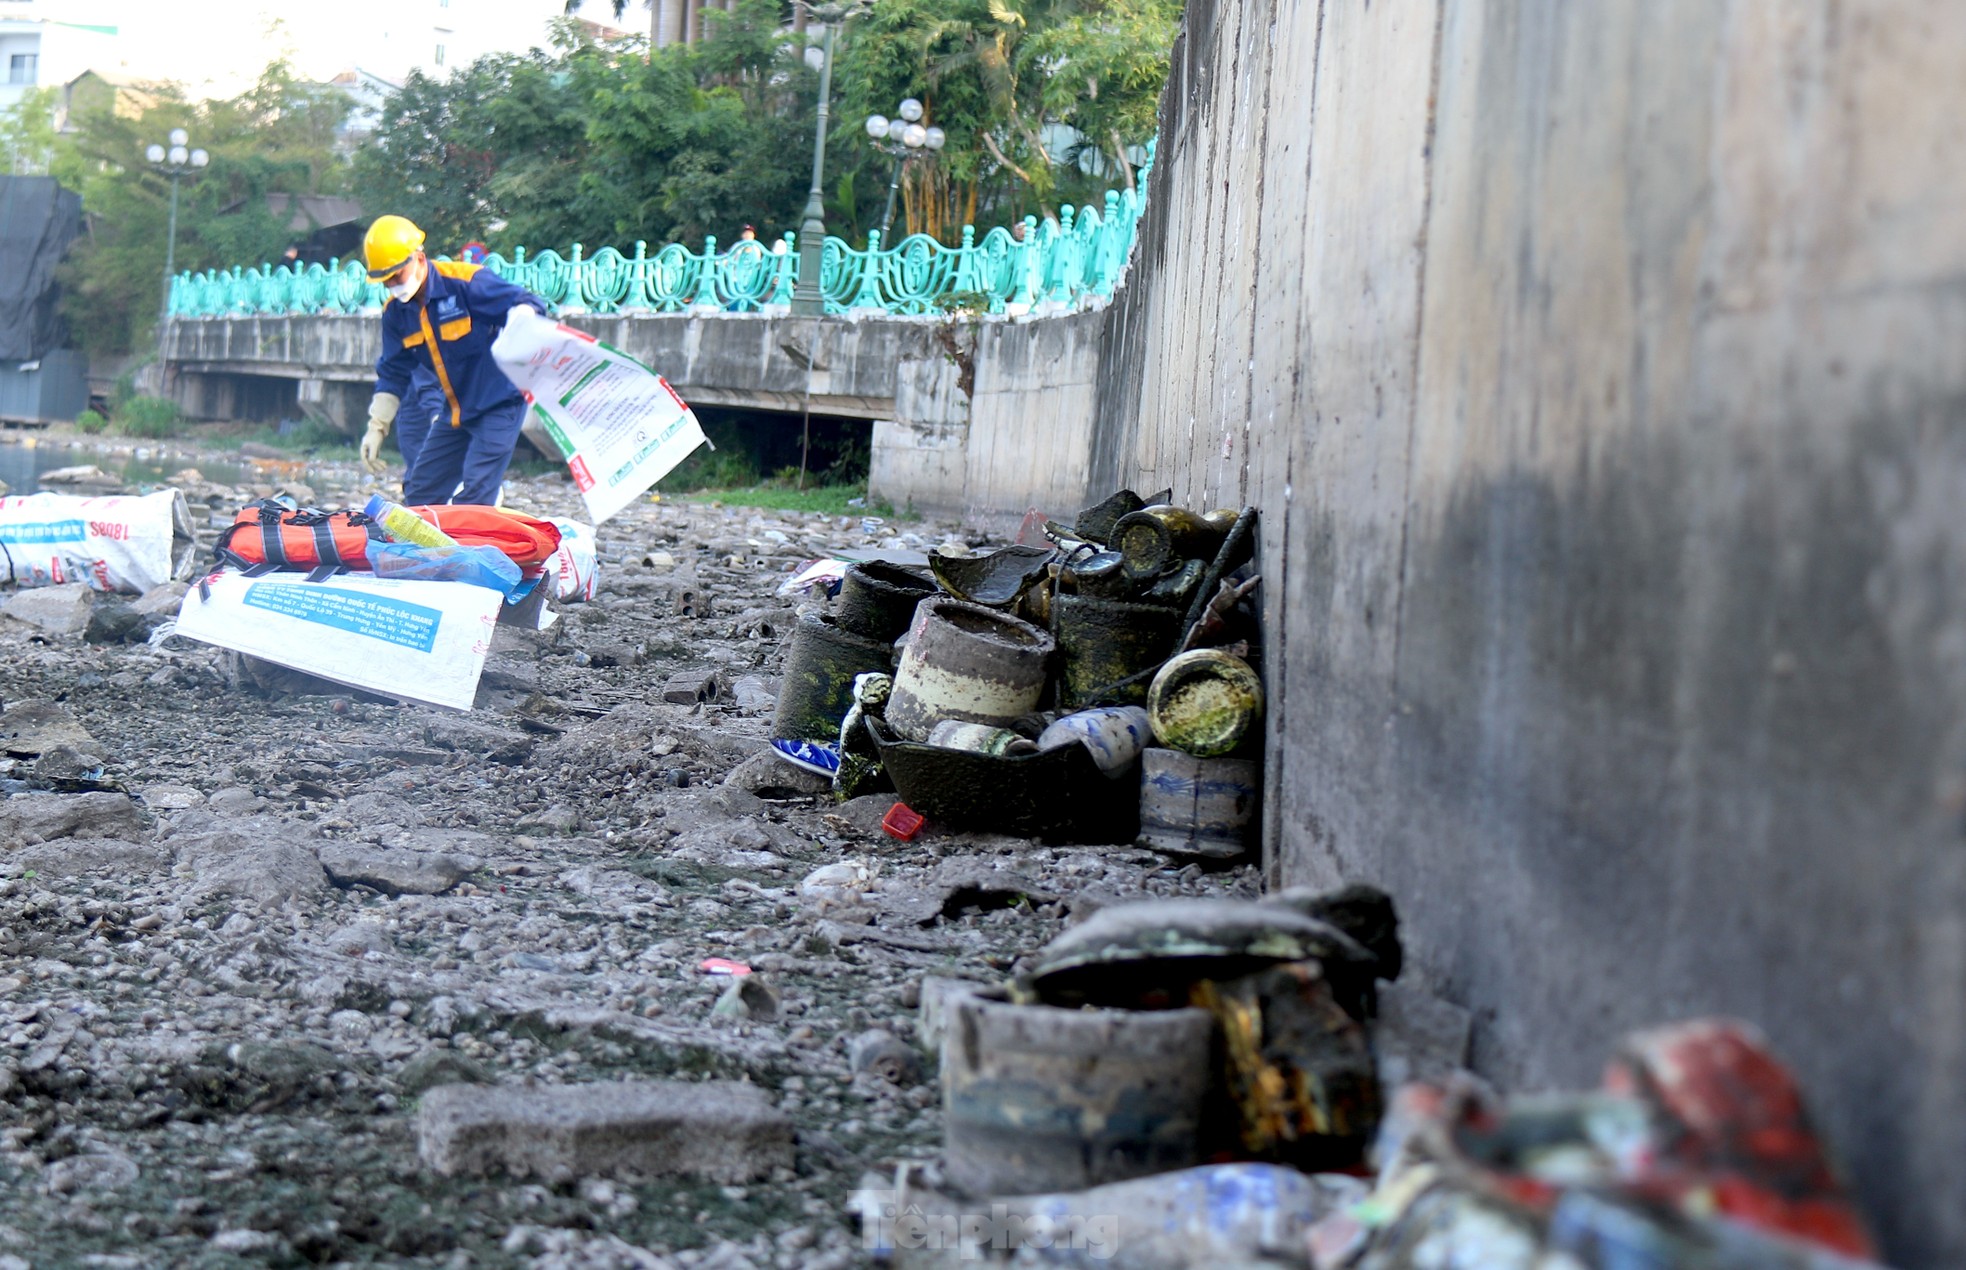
[[770, 610, 895, 743], [834, 560, 936, 643], [885, 598, 1055, 742], [926, 719, 1038, 757], [940, 986, 1214, 1195], [928, 544, 1056, 607], [1065, 549, 1132, 599], [1146, 648, 1264, 757], [1137, 747, 1260, 859], [1052, 593, 1184, 708], [1112, 504, 1230, 580], [1038, 706, 1153, 778], [865, 717, 1140, 843]]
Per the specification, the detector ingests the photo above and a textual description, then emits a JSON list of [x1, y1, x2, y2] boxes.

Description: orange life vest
[[404, 504, 562, 568], [213, 500, 563, 580], [213, 501, 381, 580]]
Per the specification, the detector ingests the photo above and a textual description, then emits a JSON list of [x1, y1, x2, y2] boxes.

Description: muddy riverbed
[[0, 449, 1256, 1269]]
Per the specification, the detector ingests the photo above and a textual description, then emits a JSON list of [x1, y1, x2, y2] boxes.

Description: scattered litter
[[698, 958, 752, 977], [771, 738, 840, 777], [778, 558, 849, 598], [711, 973, 779, 1021], [848, 1029, 922, 1085], [1317, 1019, 1885, 1267], [880, 802, 926, 841]]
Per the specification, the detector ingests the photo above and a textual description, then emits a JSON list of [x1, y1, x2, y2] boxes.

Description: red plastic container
[[881, 802, 927, 841]]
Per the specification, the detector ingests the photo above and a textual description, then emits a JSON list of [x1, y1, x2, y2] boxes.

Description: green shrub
[[936, 290, 992, 317], [73, 408, 108, 434], [115, 395, 182, 439]]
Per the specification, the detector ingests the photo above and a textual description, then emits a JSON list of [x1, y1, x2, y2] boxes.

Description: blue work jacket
[[404, 366, 444, 425], [373, 261, 546, 428]]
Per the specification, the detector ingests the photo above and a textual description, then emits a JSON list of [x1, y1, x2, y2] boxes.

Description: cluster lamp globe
[[864, 97, 948, 237]]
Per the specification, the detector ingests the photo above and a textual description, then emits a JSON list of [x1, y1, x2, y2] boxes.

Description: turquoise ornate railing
[[170, 142, 1154, 321]]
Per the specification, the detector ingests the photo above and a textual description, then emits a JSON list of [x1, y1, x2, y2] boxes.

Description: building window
[[8, 54, 36, 85], [434, 44, 446, 65]]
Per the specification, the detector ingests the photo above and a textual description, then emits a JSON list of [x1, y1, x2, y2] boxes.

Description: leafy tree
[[830, 0, 1172, 240], [0, 86, 57, 175], [355, 8, 820, 253], [346, 62, 503, 251], [51, 63, 352, 356]]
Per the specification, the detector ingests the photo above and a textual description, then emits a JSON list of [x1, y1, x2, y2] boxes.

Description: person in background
[[359, 215, 548, 506]]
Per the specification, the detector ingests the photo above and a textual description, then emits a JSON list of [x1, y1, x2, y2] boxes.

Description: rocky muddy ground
[[0, 451, 1258, 1269]]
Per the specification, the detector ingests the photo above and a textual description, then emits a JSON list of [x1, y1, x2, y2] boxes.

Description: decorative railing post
[[565, 242, 586, 313], [696, 236, 718, 308], [952, 225, 979, 296], [771, 234, 797, 306], [1011, 217, 1041, 310], [1046, 205, 1079, 306], [845, 230, 882, 310]]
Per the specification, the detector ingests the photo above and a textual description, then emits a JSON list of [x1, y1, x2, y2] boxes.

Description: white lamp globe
[[886, 118, 908, 141], [924, 126, 946, 151], [190, 149, 209, 168], [168, 145, 188, 165], [902, 123, 927, 148], [145, 144, 165, 163], [864, 114, 888, 139], [169, 128, 188, 147]]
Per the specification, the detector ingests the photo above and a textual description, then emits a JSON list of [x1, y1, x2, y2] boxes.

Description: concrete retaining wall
[[1090, 0, 1966, 1261]]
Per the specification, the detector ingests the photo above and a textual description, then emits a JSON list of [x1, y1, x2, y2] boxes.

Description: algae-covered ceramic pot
[[886, 598, 1055, 741], [771, 610, 895, 743], [1051, 593, 1183, 708], [1145, 648, 1263, 757]]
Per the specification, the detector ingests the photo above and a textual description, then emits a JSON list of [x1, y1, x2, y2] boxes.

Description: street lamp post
[[862, 99, 946, 240], [145, 128, 209, 327], [792, 3, 863, 317]]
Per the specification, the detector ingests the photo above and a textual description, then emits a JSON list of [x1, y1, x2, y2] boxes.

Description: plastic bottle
[[363, 494, 458, 549]]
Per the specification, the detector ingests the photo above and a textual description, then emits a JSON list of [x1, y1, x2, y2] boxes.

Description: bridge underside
[[162, 310, 1107, 527]]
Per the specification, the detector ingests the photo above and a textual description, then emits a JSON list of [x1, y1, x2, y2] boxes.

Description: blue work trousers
[[403, 398, 525, 507], [396, 410, 433, 477]]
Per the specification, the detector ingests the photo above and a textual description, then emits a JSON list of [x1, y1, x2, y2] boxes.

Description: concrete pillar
[[296, 378, 371, 437], [654, 0, 684, 48]]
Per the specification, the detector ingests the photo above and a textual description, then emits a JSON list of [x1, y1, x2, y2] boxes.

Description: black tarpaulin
[[0, 176, 83, 360]]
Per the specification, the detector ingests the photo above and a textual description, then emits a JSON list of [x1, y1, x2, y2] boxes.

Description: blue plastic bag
[[365, 540, 524, 594]]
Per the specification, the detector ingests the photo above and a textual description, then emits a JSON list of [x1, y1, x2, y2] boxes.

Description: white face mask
[[384, 258, 424, 302]]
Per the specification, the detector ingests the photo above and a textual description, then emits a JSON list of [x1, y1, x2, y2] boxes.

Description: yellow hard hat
[[363, 215, 426, 280]]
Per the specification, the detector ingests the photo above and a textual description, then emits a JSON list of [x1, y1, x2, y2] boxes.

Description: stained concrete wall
[[1091, 0, 1966, 1261]]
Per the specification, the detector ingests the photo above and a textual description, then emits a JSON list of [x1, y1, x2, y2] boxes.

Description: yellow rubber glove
[[361, 392, 400, 474]]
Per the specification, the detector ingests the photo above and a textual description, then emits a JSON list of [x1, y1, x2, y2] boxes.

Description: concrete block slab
[[417, 1079, 792, 1183]]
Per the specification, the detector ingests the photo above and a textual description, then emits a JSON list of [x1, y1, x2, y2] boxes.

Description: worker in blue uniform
[[358, 214, 547, 507]]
